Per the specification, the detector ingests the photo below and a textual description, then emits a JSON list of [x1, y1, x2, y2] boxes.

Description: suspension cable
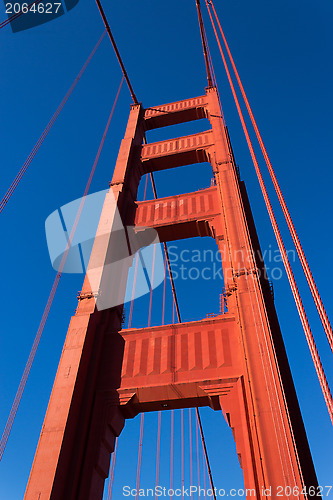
[[107, 437, 118, 500], [181, 409, 185, 499], [170, 410, 174, 494], [189, 409, 194, 500], [148, 244, 157, 327], [146, 166, 217, 489], [0, 0, 43, 29], [162, 257, 167, 325], [155, 411, 162, 500], [195, 0, 213, 87], [0, 77, 124, 461], [205, 1, 333, 424], [202, 435, 207, 499], [196, 408, 217, 500], [94, 0, 138, 104], [135, 413, 144, 500], [128, 175, 149, 328], [208, 0, 333, 354], [146, 157, 181, 323], [195, 412, 201, 492], [0, 31, 106, 214]]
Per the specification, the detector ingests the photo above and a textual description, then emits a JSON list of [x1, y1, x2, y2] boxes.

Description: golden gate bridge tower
[[1, 1, 332, 499]]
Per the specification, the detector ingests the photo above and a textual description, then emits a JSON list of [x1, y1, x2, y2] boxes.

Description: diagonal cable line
[[0, 30, 106, 214], [0, 77, 124, 461]]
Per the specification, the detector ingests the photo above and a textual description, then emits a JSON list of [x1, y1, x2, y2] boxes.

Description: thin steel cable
[[196, 408, 217, 500], [189, 409, 193, 500], [0, 77, 124, 461], [202, 437, 207, 499], [206, 0, 333, 425], [170, 410, 174, 496], [148, 244, 157, 327], [128, 254, 139, 329], [162, 258, 167, 326], [148, 171, 181, 323], [146, 169, 218, 489], [155, 411, 162, 500], [94, 0, 138, 104], [195, 412, 201, 491], [208, 0, 333, 354], [135, 413, 145, 500], [195, 0, 213, 87], [0, 0, 44, 29], [202, 8, 294, 480], [0, 31, 107, 214], [181, 409, 184, 500], [106, 451, 115, 499], [107, 437, 118, 500], [205, 3, 321, 485], [128, 174, 149, 328]]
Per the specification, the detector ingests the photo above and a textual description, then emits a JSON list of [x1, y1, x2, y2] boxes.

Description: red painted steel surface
[[135, 186, 219, 241], [144, 94, 207, 129], [118, 314, 239, 416], [141, 130, 213, 172], [24, 88, 318, 499]]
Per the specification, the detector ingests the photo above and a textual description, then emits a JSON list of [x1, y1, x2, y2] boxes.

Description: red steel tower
[[24, 86, 319, 499]]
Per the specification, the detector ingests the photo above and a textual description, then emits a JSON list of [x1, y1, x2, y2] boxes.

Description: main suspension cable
[[0, 31, 106, 214], [205, 1, 333, 424], [208, 0, 333, 354], [195, 0, 213, 87], [0, 77, 124, 461], [94, 0, 138, 104]]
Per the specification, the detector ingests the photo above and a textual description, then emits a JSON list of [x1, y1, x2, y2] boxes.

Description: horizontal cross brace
[[144, 94, 208, 130], [135, 186, 219, 241], [141, 130, 214, 172]]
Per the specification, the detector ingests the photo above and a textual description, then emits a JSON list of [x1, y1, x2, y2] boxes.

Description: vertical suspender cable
[[170, 410, 174, 494], [189, 409, 193, 499], [181, 409, 185, 500], [148, 171, 182, 323], [0, 31, 107, 214], [202, 439, 207, 499], [128, 174, 149, 328], [208, 0, 333, 355], [148, 244, 157, 327], [205, 1, 333, 424], [195, 411, 201, 491], [107, 437, 118, 500], [155, 411, 162, 500], [135, 414, 145, 500], [162, 258, 167, 326], [147, 166, 217, 493], [128, 254, 139, 329], [0, 77, 124, 461]]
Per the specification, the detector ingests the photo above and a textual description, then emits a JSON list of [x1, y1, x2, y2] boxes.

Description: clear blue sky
[[0, 0, 332, 498]]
